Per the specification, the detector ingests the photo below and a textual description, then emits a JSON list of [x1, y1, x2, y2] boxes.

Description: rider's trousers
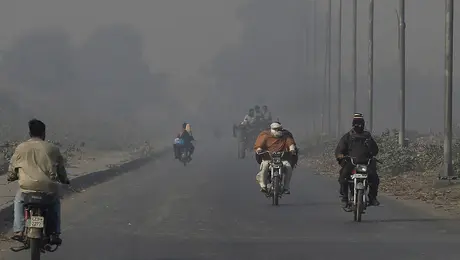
[[256, 160, 293, 190]]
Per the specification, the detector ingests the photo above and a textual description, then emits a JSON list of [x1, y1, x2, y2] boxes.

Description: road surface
[[3, 139, 460, 259]]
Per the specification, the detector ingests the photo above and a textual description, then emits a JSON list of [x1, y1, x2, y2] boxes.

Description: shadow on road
[[360, 218, 460, 224], [276, 201, 339, 207], [0, 149, 170, 236]]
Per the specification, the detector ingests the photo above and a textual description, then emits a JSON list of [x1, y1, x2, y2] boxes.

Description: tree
[[3, 29, 75, 91]]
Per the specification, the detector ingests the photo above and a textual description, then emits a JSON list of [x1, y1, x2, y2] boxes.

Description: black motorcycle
[[178, 146, 191, 166], [344, 156, 381, 222], [10, 192, 61, 260]]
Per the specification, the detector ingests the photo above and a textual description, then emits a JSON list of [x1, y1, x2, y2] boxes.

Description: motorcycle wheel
[[30, 238, 41, 260], [272, 176, 280, 206], [355, 189, 364, 222], [180, 153, 187, 166], [238, 142, 246, 159]]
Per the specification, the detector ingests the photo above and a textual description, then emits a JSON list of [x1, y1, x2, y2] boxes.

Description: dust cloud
[[207, 0, 460, 138], [0, 0, 456, 148], [0, 0, 243, 148]]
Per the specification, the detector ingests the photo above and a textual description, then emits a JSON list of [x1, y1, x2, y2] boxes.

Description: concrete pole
[[327, 0, 332, 135], [321, 10, 328, 136], [398, 0, 406, 147], [352, 0, 358, 113], [312, 1, 317, 134], [443, 0, 454, 178], [368, 0, 374, 133], [337, 0, 342, 137]]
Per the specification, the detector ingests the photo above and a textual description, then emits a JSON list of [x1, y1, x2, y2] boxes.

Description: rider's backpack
[[346, 131, 373, 162]]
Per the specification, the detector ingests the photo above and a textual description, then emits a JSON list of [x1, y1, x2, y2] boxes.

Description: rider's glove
[[7, 175, 17, 182], [255, 148, 263, 154]]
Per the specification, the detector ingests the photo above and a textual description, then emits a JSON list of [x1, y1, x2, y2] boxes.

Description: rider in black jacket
[[335, 113, 380, 208]]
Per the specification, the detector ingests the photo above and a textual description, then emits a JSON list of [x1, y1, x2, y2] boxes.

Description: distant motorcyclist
[[241, 109, 256, 126], [8, 119, 69, 245], [174, 122, 195, 159], [335, 113, 380, 208], [261, 105, 272, 121], [185, 123, 192, 136], [254, 122, 297, 194], [254, 105, 263, 121]]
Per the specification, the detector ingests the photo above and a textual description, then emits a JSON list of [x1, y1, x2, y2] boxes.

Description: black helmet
[[182, 122, 187, 129], [352, 113, 365, 132]]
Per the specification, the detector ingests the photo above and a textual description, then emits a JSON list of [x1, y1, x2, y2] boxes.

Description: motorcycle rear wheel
[[238, 142, 246, 159], [30, 238, 41, 260]]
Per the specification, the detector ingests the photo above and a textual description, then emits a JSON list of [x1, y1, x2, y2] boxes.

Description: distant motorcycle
[[174, 138, 192, 166], [233, 124, 251, 159], [178, 146, 191, 166], [233, 120, 269, 159]]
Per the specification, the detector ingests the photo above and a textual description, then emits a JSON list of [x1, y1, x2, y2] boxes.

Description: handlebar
[[256, 150, 295, 156], [256, 150, 269, 155], [341, 155, 382, 164]]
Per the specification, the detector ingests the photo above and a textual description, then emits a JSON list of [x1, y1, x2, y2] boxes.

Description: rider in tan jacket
[[8, 119, 69, 245]]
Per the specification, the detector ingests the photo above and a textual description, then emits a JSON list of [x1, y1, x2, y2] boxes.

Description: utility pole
[[368, 0, 374, 133], [398, 0, 406, 147], [305, 27, 313, 135], [327, 0, 332, 135], [442, 0, 454, 179], [312, 1, 317, 134], [337, 0, 342, 137], [352, 0, 358, 113], [321, 13, 328, 136]]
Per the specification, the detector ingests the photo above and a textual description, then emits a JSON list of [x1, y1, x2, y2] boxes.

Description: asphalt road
[[3, 140, 460, 259]]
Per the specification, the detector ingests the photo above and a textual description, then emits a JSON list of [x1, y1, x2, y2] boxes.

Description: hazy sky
[[1, 0, 459, 136], [0, 0, 244, 79]]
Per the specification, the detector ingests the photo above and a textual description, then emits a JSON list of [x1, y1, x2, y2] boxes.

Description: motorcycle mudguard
[[355, 182, 365, 190], [27, 227, 42, 239]]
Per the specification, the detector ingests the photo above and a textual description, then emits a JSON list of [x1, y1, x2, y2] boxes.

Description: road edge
[[302, 164, 457, 220], [0, 147, 170, 236]]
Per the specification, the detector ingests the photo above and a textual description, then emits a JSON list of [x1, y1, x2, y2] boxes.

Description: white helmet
[[270, 122, 283, 137]]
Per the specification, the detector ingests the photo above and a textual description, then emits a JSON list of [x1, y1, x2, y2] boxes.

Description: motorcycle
[[233, 124, 252, 159], [178, 146, 191, 166], [345, 156, 380, 222], [257, 151, 287, 206], [233, 120, 269, 159], [174, 138, 192, 166], [10, 192, 61, 260]]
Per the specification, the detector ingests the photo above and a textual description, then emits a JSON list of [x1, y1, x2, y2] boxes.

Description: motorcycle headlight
[[273, 158, 281, 164], [356, 165, 367, 172]]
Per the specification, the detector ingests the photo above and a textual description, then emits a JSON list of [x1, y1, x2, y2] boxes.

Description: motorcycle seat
[[23, 192, 58, 207]]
